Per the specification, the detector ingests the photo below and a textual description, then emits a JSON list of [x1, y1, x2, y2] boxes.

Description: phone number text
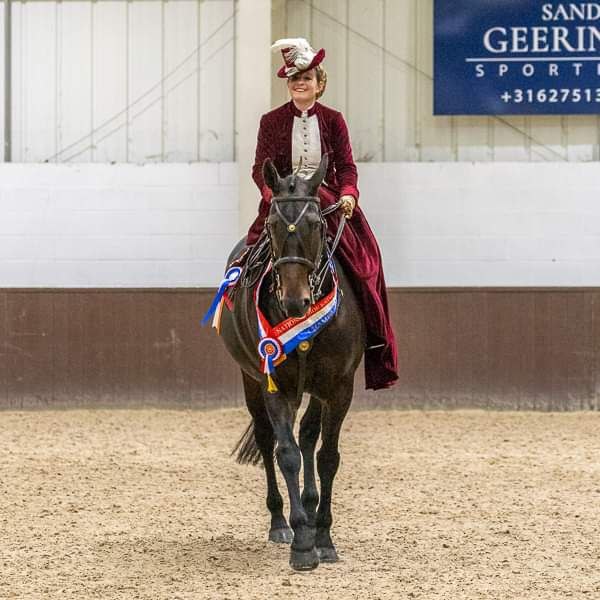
[[501, 88, 600, 104]]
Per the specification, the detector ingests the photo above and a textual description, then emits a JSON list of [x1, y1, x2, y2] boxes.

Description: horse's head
[[263, 154, 329, 318]]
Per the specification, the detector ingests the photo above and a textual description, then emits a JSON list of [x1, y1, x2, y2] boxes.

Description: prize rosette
[[258, 336, 283, 394], [258, 337, 283, 374]]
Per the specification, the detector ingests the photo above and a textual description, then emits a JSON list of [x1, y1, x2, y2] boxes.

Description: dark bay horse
[[218, 155, 365, 571]]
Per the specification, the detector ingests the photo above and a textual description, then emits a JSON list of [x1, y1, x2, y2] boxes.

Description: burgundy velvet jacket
[[251, 100, 359, 204], [247, 100, 399, 390]]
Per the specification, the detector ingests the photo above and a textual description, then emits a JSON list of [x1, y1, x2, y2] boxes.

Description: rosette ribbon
[[201, 266, 242, 327], [258, 337, 283, 393], [253, 263, 339, 393]]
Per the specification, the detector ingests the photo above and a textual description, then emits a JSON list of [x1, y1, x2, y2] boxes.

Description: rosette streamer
[[201, 266, 241, 328]]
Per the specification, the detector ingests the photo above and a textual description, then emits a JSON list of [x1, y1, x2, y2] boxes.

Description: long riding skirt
[[247, 185, 399, 391]]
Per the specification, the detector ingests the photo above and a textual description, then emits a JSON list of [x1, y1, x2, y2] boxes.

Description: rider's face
[[287, 69, 322, 105]]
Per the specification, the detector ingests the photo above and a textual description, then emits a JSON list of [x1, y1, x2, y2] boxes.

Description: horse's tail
[[231, 420, 262, 466]]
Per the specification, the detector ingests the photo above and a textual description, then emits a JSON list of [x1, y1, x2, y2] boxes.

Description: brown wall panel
[[1, 288, 599, 410], [0, 293, 6, 407]]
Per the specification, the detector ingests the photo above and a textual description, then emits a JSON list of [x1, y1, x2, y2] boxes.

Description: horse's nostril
[[303, 298, 311, 308]]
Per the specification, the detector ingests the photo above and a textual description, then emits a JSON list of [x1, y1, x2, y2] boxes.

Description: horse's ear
[[263, 159, 280, 194], [308, 153, 329, 190]]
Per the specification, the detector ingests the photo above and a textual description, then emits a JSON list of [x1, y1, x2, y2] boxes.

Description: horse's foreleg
[[241, 372, 292, 544], [264, 392, 319, 571], [315, 383, 352, 563], [299, 396, 321, 530], [255, 413, 293, 544]]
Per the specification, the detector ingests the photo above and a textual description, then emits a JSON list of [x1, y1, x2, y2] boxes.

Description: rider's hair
[[315, 65, 327, 99]]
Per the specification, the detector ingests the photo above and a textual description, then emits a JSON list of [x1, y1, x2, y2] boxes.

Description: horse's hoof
[[289, 547, 319, 571], [317, 546, 339, 563], [269, 527, 294, 544]]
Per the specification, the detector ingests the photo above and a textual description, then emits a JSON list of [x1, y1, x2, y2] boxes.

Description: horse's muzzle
[[282, 296, 311, 318]]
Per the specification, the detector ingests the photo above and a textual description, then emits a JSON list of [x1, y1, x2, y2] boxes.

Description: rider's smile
[[287, 69, 324, 111]]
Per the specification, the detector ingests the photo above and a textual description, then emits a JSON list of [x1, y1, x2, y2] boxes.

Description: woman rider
[[246, 38, 398, 391]]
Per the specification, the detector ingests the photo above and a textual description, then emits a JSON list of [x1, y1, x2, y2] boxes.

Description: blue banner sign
[[435, 1, 600, 114]]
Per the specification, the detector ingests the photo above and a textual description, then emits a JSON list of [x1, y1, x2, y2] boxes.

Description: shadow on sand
[[92, 532, 289, 579]]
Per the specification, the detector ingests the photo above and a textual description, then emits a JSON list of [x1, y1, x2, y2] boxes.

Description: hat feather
[[270, 38, 313, 54]]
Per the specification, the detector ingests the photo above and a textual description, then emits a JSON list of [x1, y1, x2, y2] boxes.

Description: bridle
[[267, 195, 326, 305], [266, 194, 345, 305]]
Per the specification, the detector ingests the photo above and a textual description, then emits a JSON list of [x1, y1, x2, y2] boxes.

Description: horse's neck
[[257, 271, 285, 322]]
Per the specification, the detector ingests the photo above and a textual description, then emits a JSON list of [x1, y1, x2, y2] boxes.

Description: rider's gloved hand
[[340, 195, 356, 219]]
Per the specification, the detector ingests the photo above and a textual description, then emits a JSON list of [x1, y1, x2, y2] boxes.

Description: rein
[[316, 199, 346, 297]]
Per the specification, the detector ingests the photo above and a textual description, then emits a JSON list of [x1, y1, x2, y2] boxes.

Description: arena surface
[[1, 408, 599, 599]]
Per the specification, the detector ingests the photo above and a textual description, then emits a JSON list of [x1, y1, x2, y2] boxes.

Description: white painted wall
[[11, 0, 235, 163], [1, 162, 599, 288], [0, 163, 238, 287], [364, 163, 600, 286], [236, 0, 271, 236], [7, 0, 600, 166]]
